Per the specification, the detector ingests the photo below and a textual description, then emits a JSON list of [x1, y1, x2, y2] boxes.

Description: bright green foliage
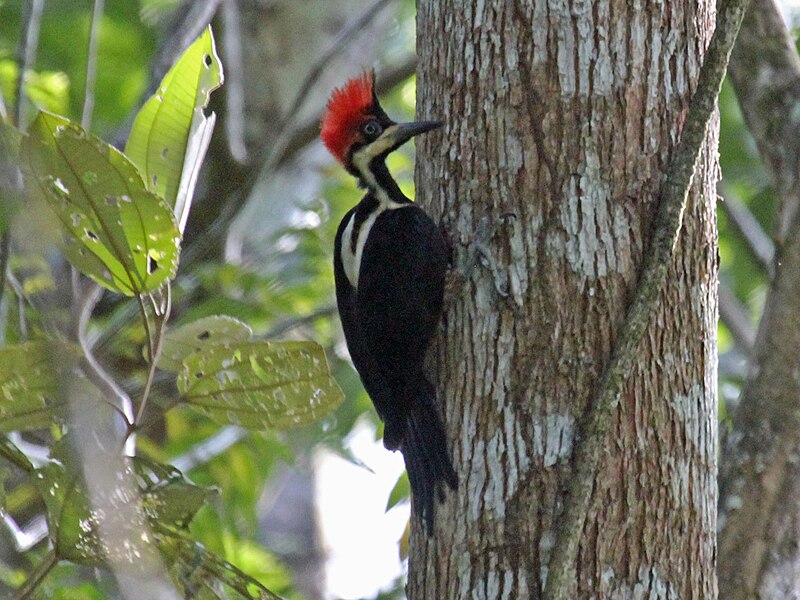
[[0, 59, 71, 117], [22, 111, 181, 295], [159, 315, 253, 372], [179, 340, 344, 430], [125, 26, 223, 232], [0, 342, 80, 432]]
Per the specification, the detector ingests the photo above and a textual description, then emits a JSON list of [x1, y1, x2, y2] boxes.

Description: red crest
[[320, 72, 374, 163]]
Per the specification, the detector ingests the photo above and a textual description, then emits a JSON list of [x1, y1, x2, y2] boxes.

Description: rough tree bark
[[718, 1, 800, 597], [412, 1, 719, 597]]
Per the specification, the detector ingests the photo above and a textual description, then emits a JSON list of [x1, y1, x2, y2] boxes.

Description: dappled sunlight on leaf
[[159, 315, 252, 372], [22, 111, 181, 295], [178, 340, 344, 430]]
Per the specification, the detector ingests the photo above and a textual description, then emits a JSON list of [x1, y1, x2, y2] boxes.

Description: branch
[[543, 0, 750, 596], [719, 280, 756, 353], [718, 188, 774, 276], [12, 548, 56, 600], [73, 282, 135, 430], [13, 0, 45, 127], [80, 0, 104, 131]]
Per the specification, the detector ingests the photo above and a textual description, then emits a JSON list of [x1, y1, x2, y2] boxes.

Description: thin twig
[[136, 284, 172, 424], [12, 548, 57, 600], [0, 438, 34, 473], [719, 280, 756, 353], [137, 293, 155, 364], [718, 189, 774, 276], [74, 282, 134, 427], [13, 0, 45, 127], [81, 0, 104, 131], [542, 0, 751, 597], [221, 0, 246, 163], [6, 270, 53, 338]]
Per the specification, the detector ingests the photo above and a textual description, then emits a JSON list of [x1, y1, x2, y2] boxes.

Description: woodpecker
[[320, 72, 457, 532]]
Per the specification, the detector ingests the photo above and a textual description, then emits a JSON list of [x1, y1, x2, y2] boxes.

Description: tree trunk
[[411, 1, 719, 597]]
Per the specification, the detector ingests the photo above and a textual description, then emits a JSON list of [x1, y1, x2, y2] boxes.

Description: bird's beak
[[390, 120, 444, 145]]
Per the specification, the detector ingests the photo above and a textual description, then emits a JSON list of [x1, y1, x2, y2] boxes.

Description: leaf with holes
[[125, 25, 223, 233], [178, 341, 344, 430], [158, 315, 252, 372], [22, 111, 181, 295], [0, 341, 80, 432]]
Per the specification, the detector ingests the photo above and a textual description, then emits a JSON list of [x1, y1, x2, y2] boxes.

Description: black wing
[[353, 205, 448, 420]]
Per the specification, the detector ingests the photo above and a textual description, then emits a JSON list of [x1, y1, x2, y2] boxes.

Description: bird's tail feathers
[[401, 375, 457, 534]]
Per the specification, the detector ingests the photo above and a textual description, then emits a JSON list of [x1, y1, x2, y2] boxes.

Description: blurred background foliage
[[0, 0, 785, 598]]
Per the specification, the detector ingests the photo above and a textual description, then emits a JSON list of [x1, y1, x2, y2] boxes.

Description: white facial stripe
[[351, 125, 404, 209], [342, 124, 410, 289]]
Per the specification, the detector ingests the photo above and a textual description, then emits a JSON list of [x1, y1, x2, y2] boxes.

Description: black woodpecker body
[[321, 73, 457, 532]]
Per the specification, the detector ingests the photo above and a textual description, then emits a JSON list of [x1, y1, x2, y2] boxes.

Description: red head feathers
[[320, 72, 375, 164]]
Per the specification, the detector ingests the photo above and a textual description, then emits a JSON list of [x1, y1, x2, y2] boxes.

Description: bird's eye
[[362, 120, 382, 139]]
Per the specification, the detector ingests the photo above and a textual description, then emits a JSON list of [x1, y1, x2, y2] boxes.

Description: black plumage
[[333, 192, 457, 532]]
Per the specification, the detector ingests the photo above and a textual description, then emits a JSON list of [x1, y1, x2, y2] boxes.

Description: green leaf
[[156, 529, 282, 600], [0, 341, 80, 432], [136, 457, 215, 528], [159, 315, 252, 372], [32, 454, 212, 565], [125, 25, 223, 232], [178, 341, 344, 430], [386, 471, 410, 511], [22, 111, 181, 295]]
